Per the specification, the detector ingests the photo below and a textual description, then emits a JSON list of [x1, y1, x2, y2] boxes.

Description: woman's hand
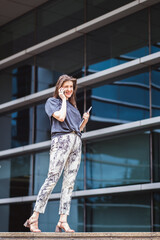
[[58, 88, 66, 100], [80, 112, 90, 132], [82, 112, 90, 123]]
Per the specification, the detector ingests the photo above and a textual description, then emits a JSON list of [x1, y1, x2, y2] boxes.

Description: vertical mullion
[[83, 0, 87, 232], [31, 6, 38, 196], [148, 6, 154, 232]]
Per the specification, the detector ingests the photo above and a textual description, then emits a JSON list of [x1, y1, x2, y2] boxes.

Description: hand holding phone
[[79, 106, 92, 127], [58, 87, 66, 100]]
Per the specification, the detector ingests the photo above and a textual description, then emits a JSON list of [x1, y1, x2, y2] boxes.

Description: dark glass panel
[[87, 9, 148, 73], [0, 202, 32, 232], [151, 3, 160, 53], [153, 129, 160, 182], [87, 0, 135, 21], [86, 71, 149, 131], [0, 155, 32, 198], [151, 65, 160, 117], [76, 89, 85, 118], [86, 193, 151, 232], [35, 103, 50, 143], [86, 132, 150, 189], [36, 36, 84, 91], [0, 108, 32, 151], [153, 192, 160, 231], [0, 58, 34, 104], [0, 12, 35, 59], [36, 0, 84, 43], [0, 0, 84, 59]]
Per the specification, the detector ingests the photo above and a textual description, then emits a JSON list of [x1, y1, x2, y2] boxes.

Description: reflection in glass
[[86, 193, 151, 232], [36, 37, 84, 91], [151, 65, 160, 117], [0, 155, 32, 199], [87, 0, 135, 21], [11, 109, 31, 148], [0, 58, 34, 104], [35, 103, 51, 143], [36, 0, 84, 43], [86, 71, 149, 131], [0, 0, 84, 59], [86, 132, 150, 189], [0, 107, 32, 151], [151, 3, 160, 53], [87, 9, 148, 74], [153, 129, 160, 182], [0, 12, 35, 59]]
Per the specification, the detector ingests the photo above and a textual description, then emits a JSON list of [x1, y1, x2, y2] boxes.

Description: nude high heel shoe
[[24, 217, 41, 232], [55, 221, 75, 233]]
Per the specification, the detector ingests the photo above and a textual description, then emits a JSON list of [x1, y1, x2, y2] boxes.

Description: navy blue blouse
[[45, 97, 82, 139]]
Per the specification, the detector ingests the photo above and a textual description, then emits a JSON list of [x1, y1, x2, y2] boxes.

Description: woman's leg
[[34, 134, 74, 214], [56, 135, 82, 232], [25, 134, 75, 232]]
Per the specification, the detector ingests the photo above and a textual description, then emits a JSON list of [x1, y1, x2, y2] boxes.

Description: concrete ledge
[[0, 182, 160, 205], [0, 232, 160, 239]]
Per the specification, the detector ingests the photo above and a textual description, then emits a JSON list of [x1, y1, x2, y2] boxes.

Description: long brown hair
[[54, 75, 77, 108]]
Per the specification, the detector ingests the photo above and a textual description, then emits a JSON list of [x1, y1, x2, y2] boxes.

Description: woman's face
[[61, 80, 74, 100]]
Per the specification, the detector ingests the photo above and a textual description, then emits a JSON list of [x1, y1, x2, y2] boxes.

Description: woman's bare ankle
[[32, 211, 39, 219], [59, 214, 67, 222]]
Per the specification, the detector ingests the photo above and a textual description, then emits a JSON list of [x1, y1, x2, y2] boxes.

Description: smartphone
[[86, 106, 92, 113]]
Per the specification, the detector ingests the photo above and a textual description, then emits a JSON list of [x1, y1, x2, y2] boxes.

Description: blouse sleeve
[[45, 98, 61, 118]]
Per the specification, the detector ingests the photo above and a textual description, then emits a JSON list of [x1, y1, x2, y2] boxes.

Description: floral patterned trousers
[[34, 132, 82, 215]]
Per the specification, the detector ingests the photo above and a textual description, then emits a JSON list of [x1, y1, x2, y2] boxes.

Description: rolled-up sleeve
[[45, 98, 61, 118]]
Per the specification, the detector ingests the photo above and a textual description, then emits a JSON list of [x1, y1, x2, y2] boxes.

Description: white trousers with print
[[34, 132, 82, 215]]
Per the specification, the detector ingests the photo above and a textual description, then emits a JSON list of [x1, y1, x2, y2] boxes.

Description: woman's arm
[[80, 112, 90, 132], [52, 88, 67, 122]]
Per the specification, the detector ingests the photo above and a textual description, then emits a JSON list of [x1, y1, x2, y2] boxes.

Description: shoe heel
[[55, 225, 62, 232], [24, 220, 29, 228]]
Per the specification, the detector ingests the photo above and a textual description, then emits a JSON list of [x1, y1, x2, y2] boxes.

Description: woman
[[24, 75, 90, 233]]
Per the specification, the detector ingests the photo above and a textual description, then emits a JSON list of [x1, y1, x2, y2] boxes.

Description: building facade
[[0, 0, 160, 232]]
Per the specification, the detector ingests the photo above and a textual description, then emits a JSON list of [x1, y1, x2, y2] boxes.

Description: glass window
[[86, 131, 150, 189], [36, 0, 84, 43], [86, 70, 149, 131], [86, 193, 151, 232], [87, 0, 135, 21], [151, 65, 160, 117], [153, 129, 160, 182], [0, 58, 34, 104], [35, 103, 51, 143], [0, 0, 84, 60], [36, 36, 84, 91], [0, 107, 33, 151], [151, 3, 160, 53], [0, 12, 35, 59], [87, 9, 148, 74], [0, 202, 32, 232], [0, 155, 32, 199], [153, 192, 160, 231]]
